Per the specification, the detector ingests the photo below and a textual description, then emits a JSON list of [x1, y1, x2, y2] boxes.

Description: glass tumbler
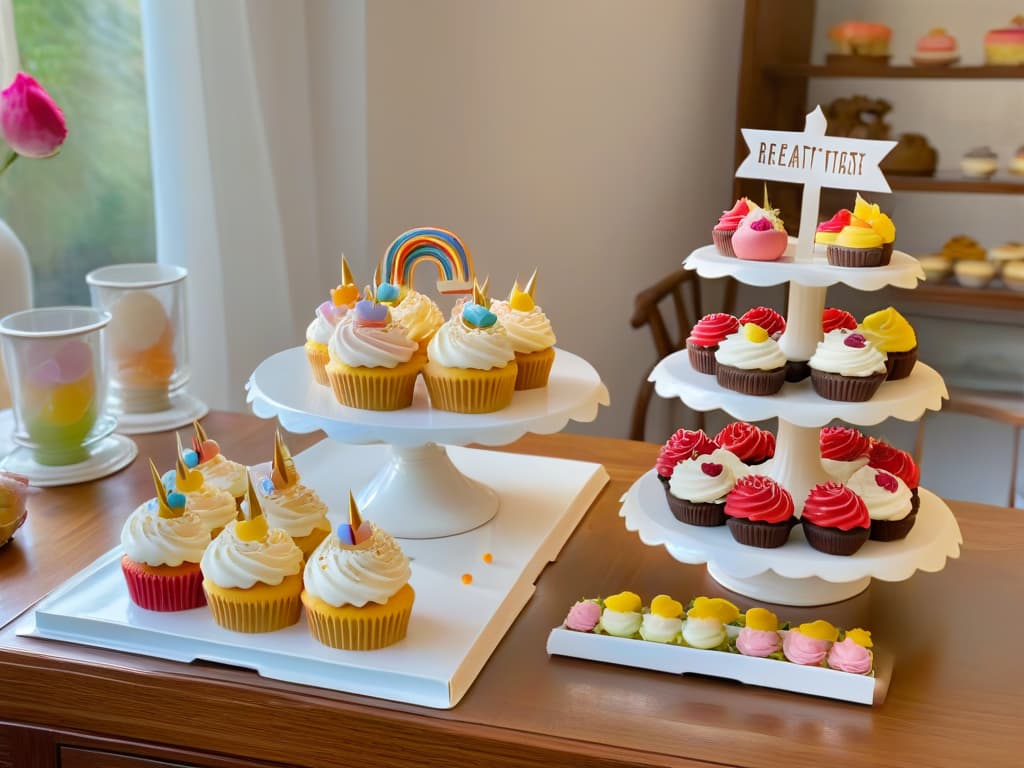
[[0, 307, 113, 466], [86, 263, 188, 414]]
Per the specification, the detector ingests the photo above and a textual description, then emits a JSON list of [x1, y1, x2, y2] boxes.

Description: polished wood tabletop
[[0, 412, 1021, 767]]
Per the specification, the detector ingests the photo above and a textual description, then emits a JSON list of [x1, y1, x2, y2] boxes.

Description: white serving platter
[[20, 440, 610, 709]]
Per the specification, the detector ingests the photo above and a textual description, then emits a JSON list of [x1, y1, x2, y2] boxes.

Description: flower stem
[[0, 151, 18, 176]]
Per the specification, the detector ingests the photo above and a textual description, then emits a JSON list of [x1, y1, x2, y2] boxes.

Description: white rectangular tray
[[21, 441, 609, 709], [547, 626, 891, 705]]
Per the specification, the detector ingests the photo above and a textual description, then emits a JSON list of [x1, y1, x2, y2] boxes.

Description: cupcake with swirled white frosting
[[121, 460, 211, 612], [326, 296, 421, 410], [383, 285, 443, 357], [666, 447, 748, 527], [200, 475, 304, 633], [424, 280, 518, 413], [490, 270, 556, 390], [305, 256, 359, 385], [302, 493, 414, 650], [714, 323, 787, 396], [809, 330, 887, 402], [846, 465, 916, 541]]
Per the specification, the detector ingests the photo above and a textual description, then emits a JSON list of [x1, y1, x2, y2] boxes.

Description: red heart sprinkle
[[701, 462, 723, 477], [875, 472, 898, 493], [844, 333, 867, 348]]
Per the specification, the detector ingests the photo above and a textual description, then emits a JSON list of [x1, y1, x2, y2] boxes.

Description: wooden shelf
[[888, 172, 1024, 195], [888, 281, 1024, 311], [767, 62, 1024, 79]]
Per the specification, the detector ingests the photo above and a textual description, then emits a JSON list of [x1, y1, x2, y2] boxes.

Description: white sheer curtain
[[141, 0, 323, 411]]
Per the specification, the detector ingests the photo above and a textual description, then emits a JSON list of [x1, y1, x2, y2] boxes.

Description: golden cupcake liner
[[305, 344, 330, 386], [291, 527, 330, 559], [514, 347, 555, 390], [423, 360, 518, 413], [202, 575, 303, 633], [302, 584, 415, 650], [326, 358, 422, 411]]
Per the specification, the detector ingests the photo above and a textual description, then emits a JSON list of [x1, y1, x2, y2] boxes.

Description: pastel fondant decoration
[[354, 299, 389, 326], [235, 474, 269, 542], [687, 596, 740, 624], [149, 458, 184, 519], [744, 607, 779, 632], [650, 594, 683, 618], [845, 627, 873, 647], [377, 227, 475, 295], [174, 432, 204, 492], [603, 591, 642, 613], [330, 255, 360, 307], [462, 303, 497, 329], [271, 429, 297, 489], [509, 269, 538, 312], [191, 421, 220, 464], [795, 619, 839, 642], [375, 282, 401, 304], [337, 491, 372, 548]]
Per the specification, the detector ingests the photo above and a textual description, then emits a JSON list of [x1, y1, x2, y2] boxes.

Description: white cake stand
[[246, 347, 609, 538]]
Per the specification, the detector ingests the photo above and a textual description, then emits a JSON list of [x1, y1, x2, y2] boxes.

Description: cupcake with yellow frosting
[[251, 430, 331, 558], [379, 282, 444, 358], [827, 628, 874, 674], [200, 475, 304, 633], [490, 271, 557, 390], [827, 220, 885, 268], [736, 607, 782, 657], [305, 256, 359, 385], [121, 460, 211, 612], [852, 194, 896, 264], [302, 492, 415, 650], [682, 596, 739, 649], [639, 594, 684, 643], [598, 591, 642, 638], [326, 293, 421, 411], [783, 620, 838, 666], [187, 421, 249, 505], [858, 306, 917, 380], [164, 433, 237, 537], [424, 280, 518, 413]]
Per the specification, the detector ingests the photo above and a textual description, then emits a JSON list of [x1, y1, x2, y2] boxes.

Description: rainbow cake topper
[[509, 269, 538, 312], [376, 227, 475, 296], [149, 458, 185, 519], [336, 490, 373, 548], [235, 473, 269, 542], [271, 429, 297, 489]]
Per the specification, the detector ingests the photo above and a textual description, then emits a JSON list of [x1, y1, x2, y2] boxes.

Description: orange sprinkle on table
[[482, 552, 493, 564], [461, 573, 473, 585]]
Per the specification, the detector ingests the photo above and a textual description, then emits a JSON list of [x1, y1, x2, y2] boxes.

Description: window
[[0, 0, 154, 307]]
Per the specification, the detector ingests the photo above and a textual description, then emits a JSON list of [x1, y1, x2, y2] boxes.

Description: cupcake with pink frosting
[[732, 204, 788, 262], [735, 607, 782, 658], [827, 628, 874, 674], [711, 197, 750, 257], [564, 599, 602, 632], [783, 620, 839, 666]]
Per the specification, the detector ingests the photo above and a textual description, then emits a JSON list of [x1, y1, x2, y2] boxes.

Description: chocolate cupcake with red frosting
[[801, 482, 871, 556], [868, 440, 921, 512], [738, 306, 786, 339], [655, 428, 717, 488], [714, 422, 775, 467], [712, 198, 750, 257], [725, 476, 796, 548], [822, 307, 858, 334], [686, 313, 740, 375], [820, 426, 871, 482]]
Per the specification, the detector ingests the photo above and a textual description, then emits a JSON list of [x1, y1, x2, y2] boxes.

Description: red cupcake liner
[[810, 369, 885, 402], [121, 556, 206, 612]]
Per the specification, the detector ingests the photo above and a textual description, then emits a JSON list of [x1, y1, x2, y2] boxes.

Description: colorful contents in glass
[[21, 338, 97, 464]]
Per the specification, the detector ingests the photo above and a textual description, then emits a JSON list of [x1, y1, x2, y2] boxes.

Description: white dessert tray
[[20, 439, 610, 709], [684, 243, 925, 290], [546, 624, 891, 706], [621, 469, 962, 606]]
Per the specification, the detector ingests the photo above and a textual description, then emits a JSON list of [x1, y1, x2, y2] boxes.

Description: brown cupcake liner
[[686, 341, 718, 375], [784, 359, 811, 383], [712, 229, 736, 258], [880, 241, 894, 265], [327, 361, 421, 411], [884, 347, 918, 381], [911, 488, 920, 514], [423, 361, 518, 413], [716, 363, 786, 396], [869, 509, 918, 542], [305, 345, 330, 386], [514, 347, 555, 390], [810, 369, 885, 402], [666, 491, 726, 527], [303, 586, 415, 650], [801, 520, 869, 556], [727, 517, 796, 548], [826, 245, 885, 268], [203, 583, 303, 633]]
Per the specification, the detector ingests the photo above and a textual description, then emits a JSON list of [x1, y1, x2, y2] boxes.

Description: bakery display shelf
[[888, 282, 1024, 312], [650, 351, 947, 429], [766, 62, 1024, 80], [21, 439, 610, 710], [684, 244, 925, 290], [246, 346, 609, 538], [546, 623, 892, 706], [888, 172, 1024, 196], [620, 469, 962, 607]]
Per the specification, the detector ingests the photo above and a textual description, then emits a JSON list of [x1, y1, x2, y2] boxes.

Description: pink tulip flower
[[0, 72, 67, 159]]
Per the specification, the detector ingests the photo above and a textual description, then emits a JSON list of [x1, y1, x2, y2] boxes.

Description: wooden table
[[0, 412, 1021, 767]]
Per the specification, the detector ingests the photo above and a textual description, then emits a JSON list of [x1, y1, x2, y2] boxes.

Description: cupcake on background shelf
[[954, 259, 997, 288], [250, 430, 331, 558], [827, 21, 891, 62], [599, 591, 642, 638], [302, 492, 415, 650], [200, 474, 304, 633], [714, 323, 788, 396], [1010, 146, 1024, 176], [187, 421, 248, 504], [165, 433, 237, 537], [846, 465, 916, 542], [984, 16, 1024, 65], [713, 421, 774, 466], [783, 620, 839, 665], [731, 201, 789, 262], [666, 447, 748, 526], [736, 607, 782, 658], [941, 234, 986, 261], [820, 426, 871, 482], [912, 28, 959, 66], [305, 256, 359, 386], [827, 628, 874, 675], [685, 313, 739, 375], [917, 254, 952, 283], [682, 596, 739, 650], [724, 475, 796, 549], [120, 460, 210, 612], [960, 147, 998, 178], [424, 279, 518, 413], [490, 271, 556, 390], [326, 289, 421, 411], [858, 307, 917, 380], [1004, 260, 1024, 291], [801, 482, 871, 556], [711, 197, 750, 257], [639, 595, 684, 643], [809, 330, 887, 403], [655, 428, 717, 487]]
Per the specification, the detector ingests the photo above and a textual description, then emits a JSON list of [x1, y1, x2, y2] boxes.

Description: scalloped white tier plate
[[620, 469, 961, 605], [20, 439, 610, 709], [246, 347, 609, 447], [112, 392, 209, 435], [650, 352, 947, 428], [685, 243, 925, 290]]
